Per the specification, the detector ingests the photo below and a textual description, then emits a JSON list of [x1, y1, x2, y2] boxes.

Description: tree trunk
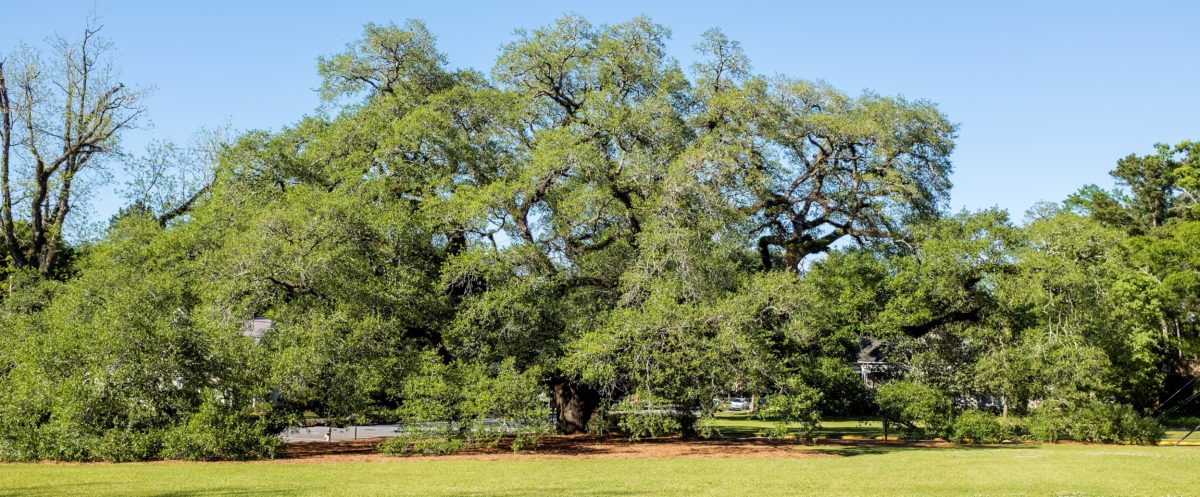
[[552, 381, 598, 434], [0, 63, 22, 271]]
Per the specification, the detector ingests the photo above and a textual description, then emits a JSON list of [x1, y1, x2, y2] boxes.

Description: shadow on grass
[[438, 490, 697, 497], [801, 440, 1039, 457], [283, 428, 1042, 461], [710, 424, 885, 439], [0, 486, 301, 497]]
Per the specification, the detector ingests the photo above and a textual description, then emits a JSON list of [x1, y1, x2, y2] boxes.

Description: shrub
[[757, 379, 823, 442], [159, 392, 282, 461], [1031, 401, 1163, 445], [380, 431, 470, 456], [0, 394, 278, 462], [380, 427, 545, 456], [388, 355, 552, 455], [695, 415, 722, 439], [586, 407, 611, 436], [0, 435, 34, 462], [1030, 409, 1066, 442], [1064, 402, 1162, 445], [1163, 415, 1200, 429], [950, 410, 1006, 444], [0, 245, 279, 463], [30, 419, 93, 462], [614, 391, 700, 441], [92, 430, 164, 463], [799, 356, 877, 416], [998, 415, 1030, 440], [509, 432, 542, 453], [876, 380, 954, 439], [458, 360, 552, 449], [616, 409, 681, 441]]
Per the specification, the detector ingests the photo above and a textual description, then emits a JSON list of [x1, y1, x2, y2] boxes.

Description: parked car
[[728, 397, 749, 411]]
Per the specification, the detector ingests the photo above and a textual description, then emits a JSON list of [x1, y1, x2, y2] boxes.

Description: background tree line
[[0, 15, 1194, 461]]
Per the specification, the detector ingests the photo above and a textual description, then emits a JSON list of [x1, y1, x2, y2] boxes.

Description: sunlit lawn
[[5, 414, 1199, 496], [4, 443, 1199, 497]]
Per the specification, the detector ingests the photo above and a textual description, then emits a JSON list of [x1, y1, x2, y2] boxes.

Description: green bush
[[876, 380, 954, 439], [30, 420, 93, 462], [379, 427, 544, 456], [757, 378, 823, 442], [798, 357, 876, 417], [1031, 402, 1163, 445], [92, 430, 164, 463], [609, 391, 696, 441], [586, 408, 611, 436], [998, 415, 1030, 440], [380, 432, 470, 455], [695, 415, 722, 439], [1163, 415, 1200, 429], [509, 432, 542, 453], [1065, 402, 1162, 445], [388, 355, 551, 454], [616, 409, 682, 441], [159, 393, 282, 461], [0, 412, 153, 462], [0, 433, 35, 462], [0, 234, 279, 463], [0, 400, 278, 462], [1030, 408, 1067, 442], [950, 410, 1009, 444]]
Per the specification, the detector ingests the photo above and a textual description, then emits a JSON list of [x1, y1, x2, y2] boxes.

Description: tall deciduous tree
[[0, 23, 145, 273], [122, 125, 229, 226]]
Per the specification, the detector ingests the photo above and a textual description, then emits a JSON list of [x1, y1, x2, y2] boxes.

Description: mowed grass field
[[716, 413, 1200, 445], [5, 414, 1200, 496], [4, 444, 1200, 497]]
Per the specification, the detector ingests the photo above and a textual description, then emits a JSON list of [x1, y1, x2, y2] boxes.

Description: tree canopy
[[0, 15, 1192, 461]]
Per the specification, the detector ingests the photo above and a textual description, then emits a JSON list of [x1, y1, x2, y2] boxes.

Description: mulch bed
[[276, 435, 960, 463]]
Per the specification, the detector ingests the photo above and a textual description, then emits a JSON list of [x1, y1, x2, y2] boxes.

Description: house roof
[[241, 316, 274, 344], [857, 338, 884, 363]]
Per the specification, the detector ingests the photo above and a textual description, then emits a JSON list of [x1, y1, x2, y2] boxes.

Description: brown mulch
[[274, 435, 955, 463]]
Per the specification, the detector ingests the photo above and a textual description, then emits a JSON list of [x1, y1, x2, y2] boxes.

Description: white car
[[728, 397, 749, 411]]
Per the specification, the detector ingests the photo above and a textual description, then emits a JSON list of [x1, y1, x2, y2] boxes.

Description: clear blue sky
[[5, 1, 1198, 224]]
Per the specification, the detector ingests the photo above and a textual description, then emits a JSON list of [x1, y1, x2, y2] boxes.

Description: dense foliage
[[0, 15, 1193, 460]]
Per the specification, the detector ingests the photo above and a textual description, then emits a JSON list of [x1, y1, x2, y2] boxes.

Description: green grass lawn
[[718, 413, 1200, 445], [1163, 428, 1196, 444], [711, 412, 887, 438], [5, 415, 1198, 496], [4, 444, 1200, 497]]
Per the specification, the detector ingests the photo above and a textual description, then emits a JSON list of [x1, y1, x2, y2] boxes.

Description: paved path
[[281, 424, 401, 442], [279, 420, 527, 442]]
